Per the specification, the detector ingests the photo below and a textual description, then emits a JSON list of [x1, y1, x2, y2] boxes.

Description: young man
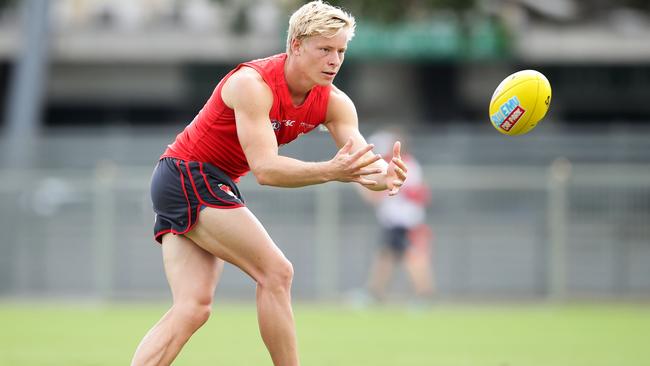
[[131, 2, 408, 365]]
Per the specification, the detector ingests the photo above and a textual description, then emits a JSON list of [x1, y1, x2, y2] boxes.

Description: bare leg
[[404, 250, 434, 298], [131, 234, 223, 366], [367, 248, 397, 302], [404, 228, 435, 298], [185, 207, 299, 366]]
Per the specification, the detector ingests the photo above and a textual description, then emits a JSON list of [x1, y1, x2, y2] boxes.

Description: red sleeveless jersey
[[161, 53, 331, 180]]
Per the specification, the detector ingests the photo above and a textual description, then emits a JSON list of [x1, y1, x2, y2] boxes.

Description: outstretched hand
[[386, 141, 408, 196], [329, 138, 383, 185]]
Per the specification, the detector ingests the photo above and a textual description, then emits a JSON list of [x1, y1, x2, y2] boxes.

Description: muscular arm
[[323, 86, 408, 193], [222, 68, 381, 188]]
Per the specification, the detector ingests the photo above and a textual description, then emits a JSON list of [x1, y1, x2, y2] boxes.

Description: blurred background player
[[359, 129, 435, 304]]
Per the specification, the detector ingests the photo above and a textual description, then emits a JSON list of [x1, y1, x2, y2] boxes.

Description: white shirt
[[376, 155, 427, 228]]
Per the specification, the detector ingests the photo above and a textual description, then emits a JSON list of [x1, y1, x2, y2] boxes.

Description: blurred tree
[[575, 0, 650, 14], [207, 0, 252, 34], [0, 0, 16, 10], [284, 0, 476, 23], [622, 0, 650, 11], [274, 0, 507, 60]]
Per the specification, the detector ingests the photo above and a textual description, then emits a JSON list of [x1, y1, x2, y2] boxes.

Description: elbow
[[255, 173, 273, 186], [249, 155, 283, 186], [251, 166, 274, 186]]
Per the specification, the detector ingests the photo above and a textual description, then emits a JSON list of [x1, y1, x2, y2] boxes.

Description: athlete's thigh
[[162, 233, 223, 302], [185, 207, 288, 282]]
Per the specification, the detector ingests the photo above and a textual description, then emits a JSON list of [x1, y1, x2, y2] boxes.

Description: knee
[[173, 299, 212, 332], [259, 258, 294, 292]]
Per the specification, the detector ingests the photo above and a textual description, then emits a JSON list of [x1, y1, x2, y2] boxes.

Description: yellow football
[[489, 70, 552, 136]]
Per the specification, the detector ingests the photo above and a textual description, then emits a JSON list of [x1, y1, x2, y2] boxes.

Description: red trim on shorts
[[199, 162, 221, 199], [184, 161, 205, 204], [185, 161, 243, 209], [176, 160, 193, 233], [198, 162, 242, 207], [201, 202, 244, 210], [154, 229, 172, 244], [156, 159, 245, 245]]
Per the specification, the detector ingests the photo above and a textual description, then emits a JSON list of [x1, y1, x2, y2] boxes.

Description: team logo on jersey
[[271, 119, 317, 133], [218, 184, 236, 198]]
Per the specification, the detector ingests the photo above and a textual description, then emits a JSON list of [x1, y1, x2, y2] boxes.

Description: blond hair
[[286, 1, 356, 53]]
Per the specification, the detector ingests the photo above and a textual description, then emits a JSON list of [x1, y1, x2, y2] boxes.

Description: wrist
[[320, 160, 338, 183]]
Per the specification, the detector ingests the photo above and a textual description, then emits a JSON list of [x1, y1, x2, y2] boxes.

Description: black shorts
[[382, 226, 409, 257], [150, 157, 245, 243]]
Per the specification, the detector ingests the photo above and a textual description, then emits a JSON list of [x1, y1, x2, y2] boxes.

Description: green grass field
[[1, 302, 649, 366]]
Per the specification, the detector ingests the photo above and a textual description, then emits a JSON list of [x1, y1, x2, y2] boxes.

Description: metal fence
[[1, 159, 648, 301]]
